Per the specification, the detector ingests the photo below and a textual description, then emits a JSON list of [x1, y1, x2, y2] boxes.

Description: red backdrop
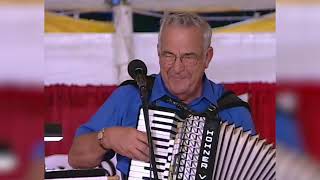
[[278, 83, 320, 161], [45, 85, 117, 155], [0, 87, 43, 179]]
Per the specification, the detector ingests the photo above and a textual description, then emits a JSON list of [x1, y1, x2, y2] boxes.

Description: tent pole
[[112, 2, 134, 83]]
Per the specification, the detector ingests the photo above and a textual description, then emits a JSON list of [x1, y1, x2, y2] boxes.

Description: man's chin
[[167, 81, 189, 94], [169, 87, 189, 97]]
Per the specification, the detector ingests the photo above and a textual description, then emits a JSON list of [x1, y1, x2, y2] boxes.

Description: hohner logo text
[[198, 129, 214, 179]]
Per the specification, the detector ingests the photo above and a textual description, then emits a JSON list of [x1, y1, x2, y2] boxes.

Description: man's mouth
[[171, 77, 186, 80]]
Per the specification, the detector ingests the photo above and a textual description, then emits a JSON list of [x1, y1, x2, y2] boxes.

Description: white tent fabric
[[45, 34, 118, 85], [0, 5, 43, 85], [277, 4, 320, 81], [45, 33, 275, 85]]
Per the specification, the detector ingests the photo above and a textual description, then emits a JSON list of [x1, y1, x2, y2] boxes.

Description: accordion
[[128, 107, 276, 180]]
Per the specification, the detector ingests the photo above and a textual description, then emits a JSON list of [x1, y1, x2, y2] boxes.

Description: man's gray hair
[[158, 12, 212, 49]]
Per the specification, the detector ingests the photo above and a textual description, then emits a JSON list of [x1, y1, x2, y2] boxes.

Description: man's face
[[158, 25, 213, 101]]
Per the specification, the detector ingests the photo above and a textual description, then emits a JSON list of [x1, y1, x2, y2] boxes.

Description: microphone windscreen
[[128, 59, 147, 79]]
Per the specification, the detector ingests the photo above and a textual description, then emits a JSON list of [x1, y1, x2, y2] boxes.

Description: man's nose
[[173, 57, 185, 73]]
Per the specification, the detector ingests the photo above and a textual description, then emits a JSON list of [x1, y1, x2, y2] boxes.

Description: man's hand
[[102, 127, 150, 162]]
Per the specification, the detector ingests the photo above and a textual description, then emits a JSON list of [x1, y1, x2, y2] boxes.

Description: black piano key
[[141, 175, 169, 180], [144, 167, 165, 172], [153, 113, 177, 121], [151, 127, 176, 135], [152, 136, 170, 142], [45, 168, 106, 179], [155, 154, 168, 160], [152, 120, 177, 129], [155, 144, 170, 149]]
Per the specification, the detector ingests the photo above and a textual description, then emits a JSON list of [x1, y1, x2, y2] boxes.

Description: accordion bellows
[[128, 108, 276, 180]]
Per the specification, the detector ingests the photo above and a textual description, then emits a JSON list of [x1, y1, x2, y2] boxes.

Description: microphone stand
[[139, 79, 159, 180]]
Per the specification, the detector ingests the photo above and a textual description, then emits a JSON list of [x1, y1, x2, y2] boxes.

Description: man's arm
[[68, 132, 107, 169], [68, 127, 150, 169]]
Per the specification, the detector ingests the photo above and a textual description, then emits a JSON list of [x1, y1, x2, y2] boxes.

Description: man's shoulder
[[112, 84, 139, 97], [205, 78, 251, 114], [106, 84, 140, 104], [205, 78, 226, 99]]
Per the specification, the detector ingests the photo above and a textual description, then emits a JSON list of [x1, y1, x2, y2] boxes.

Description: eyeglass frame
[[159, 50, 207, 67]]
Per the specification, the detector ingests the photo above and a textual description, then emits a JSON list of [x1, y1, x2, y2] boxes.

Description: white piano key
[[129, 171, 155, 179], [137, 125, 174, 137], [154, 150, 170, 157], [131, 160, 170, 169], [155, 147, 170, 154], [153, 140, 171, 147], [129, 164, 167, 175], [128, 177, 141, 180], [152, 116, 177, 124], [150, 109, 176, 117], [139, 113, 175, 122], [139, 118, 176, 131]]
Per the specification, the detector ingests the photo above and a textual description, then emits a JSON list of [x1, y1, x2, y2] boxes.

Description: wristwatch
[[97, 128, 107, 149]]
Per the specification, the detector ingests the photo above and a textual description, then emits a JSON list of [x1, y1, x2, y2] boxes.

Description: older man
[[68, 12, 255, 177]]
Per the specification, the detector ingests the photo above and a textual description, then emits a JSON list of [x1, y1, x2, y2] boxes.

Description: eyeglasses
[[160, 52, 201, 66]]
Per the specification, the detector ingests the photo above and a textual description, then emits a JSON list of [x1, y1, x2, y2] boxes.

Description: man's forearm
[[68, 133, 109, 169]]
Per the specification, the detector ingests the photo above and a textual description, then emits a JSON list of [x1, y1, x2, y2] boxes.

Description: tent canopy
[[45, 12, 115, 33], [45, 0, 274, 12], [45, 12, 275, 33], [214, 13, 275, 33]]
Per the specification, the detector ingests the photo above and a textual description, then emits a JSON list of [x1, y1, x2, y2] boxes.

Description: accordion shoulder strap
[[217, 91, 251, 113], [119, 75, 156, 99]]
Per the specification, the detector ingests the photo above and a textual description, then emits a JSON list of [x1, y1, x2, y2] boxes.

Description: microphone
[[127, 59, 159, 180], [128, 59, 148, 91]]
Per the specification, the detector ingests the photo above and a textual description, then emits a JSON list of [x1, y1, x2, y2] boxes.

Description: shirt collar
[[201, 74, 217, 105], [149, 74, 216, 105], [149, 74, 170, 103]]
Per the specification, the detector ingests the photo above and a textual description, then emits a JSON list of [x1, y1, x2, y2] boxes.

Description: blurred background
[[0, 0, 319, 179], [0, 0, 43, 180], [277, 0, 320, 179]]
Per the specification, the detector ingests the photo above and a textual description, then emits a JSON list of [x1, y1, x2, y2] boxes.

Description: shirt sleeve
[[75, 85, 140, 137]]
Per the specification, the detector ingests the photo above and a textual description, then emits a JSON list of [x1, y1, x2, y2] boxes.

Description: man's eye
[[183, 55, 196, 60], [164, 54, 174, 58]]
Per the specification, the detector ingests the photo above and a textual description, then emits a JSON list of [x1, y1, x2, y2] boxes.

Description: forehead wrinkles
[[160, 35, 202, 55], [162, 48, 200, 57], [163, 31, 203, 55]]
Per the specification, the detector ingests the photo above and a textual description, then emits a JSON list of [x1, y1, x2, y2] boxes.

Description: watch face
[[98, 131, 103, 140]]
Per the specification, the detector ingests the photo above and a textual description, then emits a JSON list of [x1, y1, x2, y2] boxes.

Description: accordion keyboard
[[128, 108, 179, 179]]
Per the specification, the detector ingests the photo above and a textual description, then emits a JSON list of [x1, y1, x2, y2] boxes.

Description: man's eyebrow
[[161, 50, 175, 55], [182, 52, 198, 56]]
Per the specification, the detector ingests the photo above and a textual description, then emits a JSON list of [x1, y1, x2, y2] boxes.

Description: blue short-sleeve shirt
[[75, 74, 255, 175]]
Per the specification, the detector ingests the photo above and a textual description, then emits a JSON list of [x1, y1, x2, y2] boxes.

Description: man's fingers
[[131, 148, 149, 162], [136, 131, 149, 145], [135, 140, 150, 157]]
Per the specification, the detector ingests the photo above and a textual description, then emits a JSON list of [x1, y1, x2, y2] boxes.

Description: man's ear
[[205, 46, 213, 69], [157, 43, 160, 56]]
